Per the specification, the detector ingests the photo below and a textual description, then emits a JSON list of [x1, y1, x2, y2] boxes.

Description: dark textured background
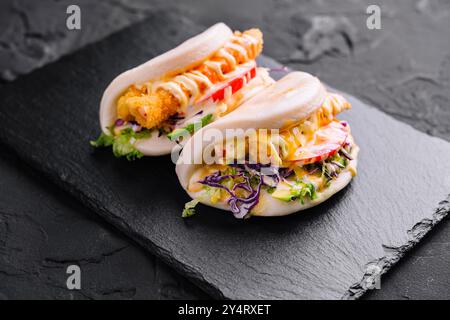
[[0, 0, 449, 299]]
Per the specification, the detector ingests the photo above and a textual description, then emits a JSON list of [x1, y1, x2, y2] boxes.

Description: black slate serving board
[[0, 13, 449, 299]]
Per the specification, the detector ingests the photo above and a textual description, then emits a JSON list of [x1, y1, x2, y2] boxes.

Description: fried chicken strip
[[116, 29, 263, 129]]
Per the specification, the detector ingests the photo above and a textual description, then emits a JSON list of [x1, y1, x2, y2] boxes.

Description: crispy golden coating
[[239, 28, 263, 60], [117, 87, 179, 129], [116, 28, 264, 130]]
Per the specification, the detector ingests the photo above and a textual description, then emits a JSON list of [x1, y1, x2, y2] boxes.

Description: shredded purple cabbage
[[198, 167, 265, 219], [169, 113, 185, 121], [166, 113, 185, 127], [114, 119, 141, 132], [198, 162, 299, 218], [131, 123, 142, 132], [115, 118, 125, 127], [279, 168, 294, 178], [340, 148, 353, 160], [197, 139, 354, 218], [268, 66, 289, 73]]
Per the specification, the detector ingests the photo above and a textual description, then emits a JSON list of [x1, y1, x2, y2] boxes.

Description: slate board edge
[[0, 142, 226, 299], [1, 27, 450, 300], [3, 79, 450, 302], [260, 55, 450, 299], [0, 14, 228, 298], [2, 102, 450, 301], [344, 196, 450, 299]]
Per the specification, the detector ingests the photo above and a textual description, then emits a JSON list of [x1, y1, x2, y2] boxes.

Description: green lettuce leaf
[[90, 126, 151, 161], [182, 199, 199, 218], [168, 114, 213, 141], [291, 182, 317, 204], [90, 132, 114, 148]]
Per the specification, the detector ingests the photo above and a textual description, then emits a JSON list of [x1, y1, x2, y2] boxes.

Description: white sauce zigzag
[[150, 32, 260, 111]]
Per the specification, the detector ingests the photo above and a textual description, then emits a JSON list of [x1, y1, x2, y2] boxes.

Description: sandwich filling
[[185, 93, 357, 218], [92, 29, 264, 159]]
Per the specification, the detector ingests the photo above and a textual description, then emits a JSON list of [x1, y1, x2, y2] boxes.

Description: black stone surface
[[0, 12, 449, 299], [0, 152, 206, 299], [1, 0, 450, 300], [0, 0, 171, 81]]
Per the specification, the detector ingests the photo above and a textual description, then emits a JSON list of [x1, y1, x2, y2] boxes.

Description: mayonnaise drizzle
[[225, 43, 248, 61], [149, 32, 259, 112], [204, 60, 225, 79], [216, 48, 237, 71]]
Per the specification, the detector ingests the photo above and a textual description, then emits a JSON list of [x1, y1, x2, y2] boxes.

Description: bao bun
[[176, 72, 358, 216], [99, 23, 261, 156]]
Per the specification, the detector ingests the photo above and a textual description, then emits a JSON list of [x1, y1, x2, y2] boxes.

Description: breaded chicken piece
[[117, 88, 179, 129], [116, 28, 264, 130], [236, 28, 263, 61]]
